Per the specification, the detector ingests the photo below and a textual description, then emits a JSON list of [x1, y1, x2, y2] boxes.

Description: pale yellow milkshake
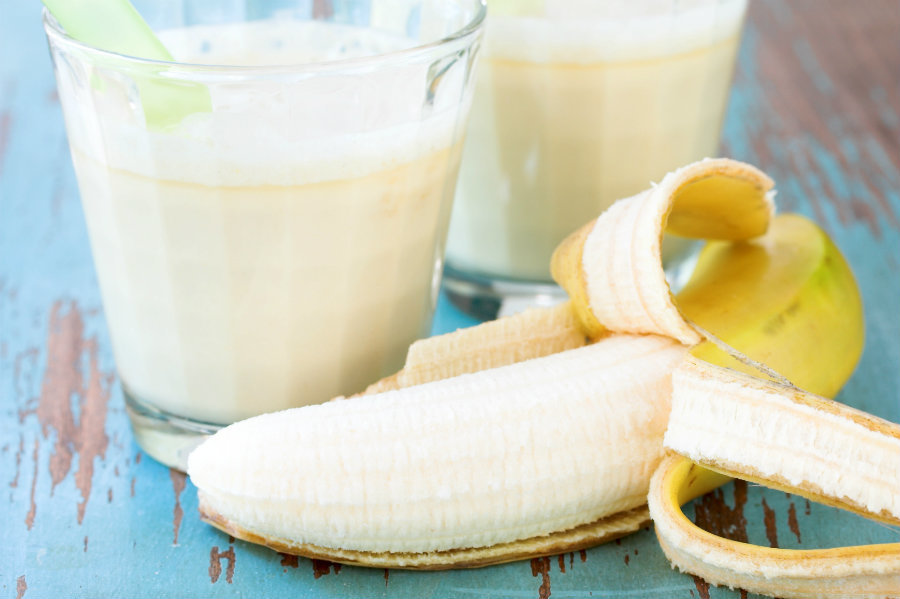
[[55, 19, 471, 426], [447, 0, 747, 282]]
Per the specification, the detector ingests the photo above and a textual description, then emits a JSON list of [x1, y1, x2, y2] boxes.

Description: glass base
[[444, 240, 701, 322], [124, 387, 223, 471], [443, 263, 568, 321], [666, 244, 702, 294]]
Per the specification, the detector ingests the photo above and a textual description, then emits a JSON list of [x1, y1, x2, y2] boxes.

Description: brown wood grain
[[726, 0, 900, 233], [752, 1, 899, 153]]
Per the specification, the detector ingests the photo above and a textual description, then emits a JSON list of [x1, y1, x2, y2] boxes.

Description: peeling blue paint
[[3, 1, 899, 598]]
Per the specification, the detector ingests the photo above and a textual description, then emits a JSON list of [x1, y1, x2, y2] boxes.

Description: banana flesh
[[363, 302, 586, 394], [190, 334, 687, 554], [668, 357, 900, 526], [187, 158, 895, 589]]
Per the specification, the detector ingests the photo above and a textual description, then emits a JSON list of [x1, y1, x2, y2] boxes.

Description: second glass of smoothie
[[44, 0, 485, 469], [445, 0, 747, 317]]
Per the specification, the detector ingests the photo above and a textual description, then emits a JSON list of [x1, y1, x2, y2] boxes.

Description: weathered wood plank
[[1, 1, 897, 597]]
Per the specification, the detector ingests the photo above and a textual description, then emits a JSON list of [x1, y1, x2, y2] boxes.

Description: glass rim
[[42, 1, 486, 74]]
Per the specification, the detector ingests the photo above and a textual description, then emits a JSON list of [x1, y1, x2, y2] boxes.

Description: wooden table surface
[[2, 1, 899, 597]]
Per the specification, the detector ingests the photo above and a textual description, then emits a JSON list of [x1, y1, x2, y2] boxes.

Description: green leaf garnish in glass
[[42, 0, 212, 128]]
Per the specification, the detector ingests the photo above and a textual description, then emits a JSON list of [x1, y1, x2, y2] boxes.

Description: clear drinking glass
[[444, 0, 747, 318], [44, 0, 485, 469]]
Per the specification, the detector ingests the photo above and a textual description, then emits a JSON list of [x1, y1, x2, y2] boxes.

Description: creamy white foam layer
[[64, 20, 465, 186], [487, 0, 748, 63], [160, 19, 417, 65]]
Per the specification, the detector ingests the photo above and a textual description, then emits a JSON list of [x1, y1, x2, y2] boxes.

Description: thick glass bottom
[[124, 386, 222, 471], [444, 239, 700, 322], [443, 263, 568, 321]]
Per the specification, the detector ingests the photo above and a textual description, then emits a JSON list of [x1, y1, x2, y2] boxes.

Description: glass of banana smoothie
[[444, 0, 747, 318], [44, 0, 485, 469]]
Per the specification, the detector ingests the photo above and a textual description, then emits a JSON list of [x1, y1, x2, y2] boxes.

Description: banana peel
[[648, 219, 897, 599], [549, 159, 898, 597], [551, 158, 776, 345], [648, 356, 900, 599], [650, 456, 900, 599], [188, 158, 897, 595], [677, 213, 863, 395]]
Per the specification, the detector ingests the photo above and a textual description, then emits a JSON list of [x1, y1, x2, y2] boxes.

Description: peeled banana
[[187, 158, 896, 594], [192, 333, 686, 565]]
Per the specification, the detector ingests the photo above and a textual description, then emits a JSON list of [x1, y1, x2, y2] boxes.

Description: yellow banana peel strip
[[647, 357, 900, 598], [552, 158, 775, 343], [649, 456, 900, 599], [200, 502, 652, 570]]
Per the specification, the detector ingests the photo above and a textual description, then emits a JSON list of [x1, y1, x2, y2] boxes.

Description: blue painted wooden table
[[2, 1, 899, 597]]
